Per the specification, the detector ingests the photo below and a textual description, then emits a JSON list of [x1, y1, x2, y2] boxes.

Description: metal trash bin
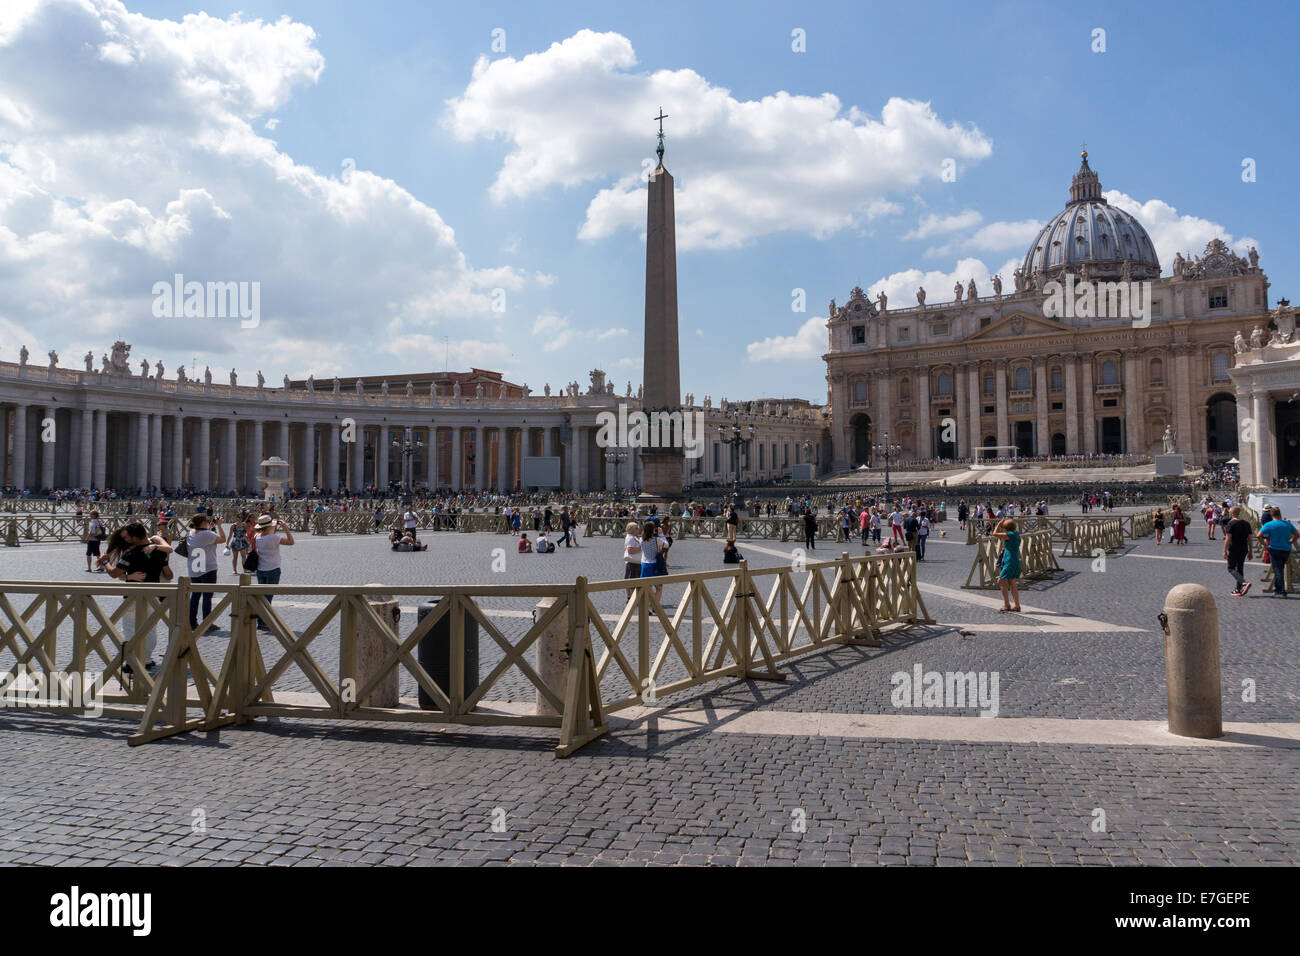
[[416, 598, 480, 709]]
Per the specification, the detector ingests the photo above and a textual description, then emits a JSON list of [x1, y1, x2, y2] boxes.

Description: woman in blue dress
[[992, 517, 1022, 612]]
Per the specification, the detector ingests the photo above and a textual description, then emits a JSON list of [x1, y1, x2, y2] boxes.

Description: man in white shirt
[[403, 507, 418, 539], [890, 510, 903, 543]]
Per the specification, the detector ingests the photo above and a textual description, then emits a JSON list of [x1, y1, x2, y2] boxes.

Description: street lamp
[[604, 447, 628, 494], [716, 409, 756, 505], [872, 431, 902, 499], [391, 428, 424, 503]]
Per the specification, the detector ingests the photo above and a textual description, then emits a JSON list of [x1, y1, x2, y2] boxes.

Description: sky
[[0, 0, 1296, 402]]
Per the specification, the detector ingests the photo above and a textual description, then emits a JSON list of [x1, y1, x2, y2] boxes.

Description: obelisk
[[639, 109, 683, 501]]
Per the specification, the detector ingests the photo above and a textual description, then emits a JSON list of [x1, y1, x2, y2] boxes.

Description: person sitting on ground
[[518, 532, 533, 553], [536, 533, 553, 553], [723, 542, 742, 564]]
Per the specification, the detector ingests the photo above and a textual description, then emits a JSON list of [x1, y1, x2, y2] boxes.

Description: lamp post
[[872, 431, 902, 499], [717, 409, 756, 506], [391, 428, 424, 504], [604, 447, 628, 494]]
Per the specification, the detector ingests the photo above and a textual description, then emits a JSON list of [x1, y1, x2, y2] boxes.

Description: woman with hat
[[250, 514, 294, 632]]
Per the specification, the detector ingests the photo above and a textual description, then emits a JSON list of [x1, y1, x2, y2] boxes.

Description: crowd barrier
[[965, 510, 1159, 545], [962, 530, 1061, 589], [1059, 518, 1125, 557], [0, 550, 931, 756]]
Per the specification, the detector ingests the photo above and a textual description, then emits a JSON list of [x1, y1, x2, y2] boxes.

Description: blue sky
[[1, 0, 1295, 399]]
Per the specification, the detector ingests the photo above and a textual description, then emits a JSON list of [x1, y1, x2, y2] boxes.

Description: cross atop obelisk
[[654, 108, 668, 167]]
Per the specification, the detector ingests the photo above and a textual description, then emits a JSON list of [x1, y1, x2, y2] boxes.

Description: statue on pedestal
[[230, 368, 237, 388], [306, 374, 315, 396], [453, 381, 462, 401], [381, 380, 389, 401], [967, 278, 977, 301], [332, 376, 340, 400], [876, 291, 887, 312], [543, 383, 550, 398], [139, 358, 148, 377], [156, 360, 166, 380], [84, 351, 94, 372], [177, 365, 187, 383], [523, 383, 531, 400], [19, 345, 29, 367], [1234, 330, 1248, 353], [953, 281, 963, 303], [48, 350, 59, 369], [1162, 425, 1177, 456], [499, 383, 507, 401], [1250, 326, 1265, 350], [406, 380, 414, 400], [1249, 246, 1259, 270], [256, 370, 264, 391], [283, 374, 290, 391], [916, 287, 926, 306], [204, 366, 213, 387], [992, 274, 1002, 297]]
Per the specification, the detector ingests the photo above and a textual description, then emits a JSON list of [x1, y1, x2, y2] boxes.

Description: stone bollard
[[355, 585, 400, 708], [533, 596, 570, 716], [1161, 583, 1223, 739], [5, 518, 18, 548]]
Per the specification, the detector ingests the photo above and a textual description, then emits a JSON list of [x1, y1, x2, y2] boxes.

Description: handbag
[[242, 540, 260, 573], [174, 536, 190, 558]]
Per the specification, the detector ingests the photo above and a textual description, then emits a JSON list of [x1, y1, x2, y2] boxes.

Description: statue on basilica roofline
[[916, 287, 926, 306], [827, 299, 836, 319], [1234, 330, 1249, 354], [156, 360, 165, 380], [967, 278, 977, 302], [19, 345, 29, 367], [953, 281, 963, 303], [49, 350, 59, 370], [876, 291, 887, 312], [992, 274, 1002, 297], [177, 365, 187, 383], [84, 351, 94, 372], [1250, 326, 1265, 350]]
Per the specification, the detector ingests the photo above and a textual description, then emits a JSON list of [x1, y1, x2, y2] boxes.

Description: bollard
[[355, 585, 400, 708], [1161, 583, 1223, 739], [533, 596, 570, 716], [4, 518, 18, 547]]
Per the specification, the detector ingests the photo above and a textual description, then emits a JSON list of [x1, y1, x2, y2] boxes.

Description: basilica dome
[[1021, 152, 1161, 284]]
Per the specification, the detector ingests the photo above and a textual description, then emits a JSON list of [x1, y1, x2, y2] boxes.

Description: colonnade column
[[79, 408, 94, 489], [1252, 391, 1271, 487], [39, 406, 57, 490], [450, 426, 463, 491], [194, 418, 210, 491], [221, 418, 237, 492], [376, 424, 390, 491], [249, 419, 264, 489], [12, 405, 28, 491], [346, 423, 362, 491], [149, 414, 163, 490], [170, 414, 185, 488], [93, 409, 107, 489], [128, 411, 146, 491], [497, 427, 510, 491], [325, 422, 340, 492], [954, 365, 968, 459]]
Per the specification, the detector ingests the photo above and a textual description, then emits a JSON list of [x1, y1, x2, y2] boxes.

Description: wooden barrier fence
[[1059, 518, 1125, 557], [962, 530, 1061, 589], [0, 551, 930, 756]]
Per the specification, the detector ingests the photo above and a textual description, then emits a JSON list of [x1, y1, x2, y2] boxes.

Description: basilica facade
[[825, 153, 1277, 474]]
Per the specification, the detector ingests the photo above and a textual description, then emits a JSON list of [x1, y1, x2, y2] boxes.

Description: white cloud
[[923, 217, 1043, 258], [865, 256, 1022, 309], [596, 327, 628, 340], [446, 29, 992, 250], [904, 209, 982, 241], [746, 315, 826, 362], [0, 0, 540, 381], [1104, 190, 1258, 272], [531, 313, 573, 351]]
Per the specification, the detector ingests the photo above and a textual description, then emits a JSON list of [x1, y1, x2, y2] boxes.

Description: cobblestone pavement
[[1, 523, 1296, 865]]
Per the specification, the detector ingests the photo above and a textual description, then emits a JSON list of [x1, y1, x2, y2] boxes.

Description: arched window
[[984, 375, 995, 395], [900, 378, 911, 402], [853, 380, 867, 404], [936, 372, 952, 397], [1212, 353, 1230, 381], [1101, 360, 1119, 385], [1014, 366, 1030, 391], [1149, 358, 1163, 384]]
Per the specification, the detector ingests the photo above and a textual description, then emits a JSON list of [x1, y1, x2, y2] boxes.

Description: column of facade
[[874, 375, 892, 458], [38, 406, 56, 490], [564, 428, 577, 491], [953, 365, 968, 458], [1080, 359, 1097, 454], [544, 426, 555, 457], [93, 409, 107, 489], [994, 361, 1010, 452], [1123, 349, 1143, 456], [916, 369, 931, 459], [148, 414, 163, 490], [1034, 359, 1049, 456], [966, 363, 981, 458], [497, 428, 510, 491], [1064, 356, 1079, 455], [448, 426, 462, 491], [12, 405, 28, 491], [1174, 346, 1195, 462], [78, 408, 94, 489], [296, 424, 314, 491], [633, 446, 643, 489], [325, 422, 340, 492], [276, 420, 290, 466]]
